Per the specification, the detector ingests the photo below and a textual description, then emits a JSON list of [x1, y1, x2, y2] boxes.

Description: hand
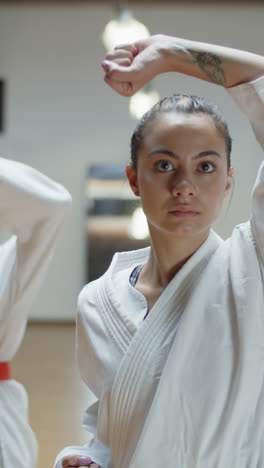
[[62, 455, 103, 467], [101, 34, 174, 96]]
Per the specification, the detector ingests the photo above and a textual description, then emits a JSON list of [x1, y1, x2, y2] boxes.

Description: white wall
[[0, 3, 263, 320]]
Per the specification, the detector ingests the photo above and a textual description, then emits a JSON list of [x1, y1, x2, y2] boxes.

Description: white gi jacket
[[0, 158, 71, 468], [54, 76, 264, 468]]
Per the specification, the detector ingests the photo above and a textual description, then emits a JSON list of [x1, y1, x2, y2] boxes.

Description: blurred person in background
[[0, 157, 71, 468]]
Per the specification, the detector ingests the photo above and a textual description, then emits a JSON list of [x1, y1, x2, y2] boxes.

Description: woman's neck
[[143, 228, 210, 288]]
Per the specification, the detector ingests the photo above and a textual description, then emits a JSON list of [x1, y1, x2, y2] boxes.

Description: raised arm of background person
[[101, 34, 264, 96], [0, 157, 71, 361]]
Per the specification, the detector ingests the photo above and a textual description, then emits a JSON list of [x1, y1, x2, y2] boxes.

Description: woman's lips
[[168, 207, 199, 217]]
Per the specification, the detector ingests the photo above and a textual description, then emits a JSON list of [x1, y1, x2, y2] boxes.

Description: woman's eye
[[156, 160, 174, 172], [199, 161, 215, 173]]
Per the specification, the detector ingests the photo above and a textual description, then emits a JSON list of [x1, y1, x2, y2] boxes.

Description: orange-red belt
[[0, 362, 11, 380]]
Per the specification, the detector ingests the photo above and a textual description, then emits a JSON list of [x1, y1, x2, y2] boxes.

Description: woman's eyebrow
[[147, 149, 178, 158], [193, 150, 222, 159], [147, 149, 222, 159]]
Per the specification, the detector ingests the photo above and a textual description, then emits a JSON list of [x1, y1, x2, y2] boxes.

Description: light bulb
[[102, 9, 150, 50]]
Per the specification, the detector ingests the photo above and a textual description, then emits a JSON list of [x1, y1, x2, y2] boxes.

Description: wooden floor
[[12, 323, 93, 468]]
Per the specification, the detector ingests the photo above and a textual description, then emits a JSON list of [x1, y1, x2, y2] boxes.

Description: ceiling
[[0, 0, 263, 3]]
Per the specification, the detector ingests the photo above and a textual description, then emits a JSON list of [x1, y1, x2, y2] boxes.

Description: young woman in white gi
[[0, 157, 71, 468], [57, 35, 264, 468]]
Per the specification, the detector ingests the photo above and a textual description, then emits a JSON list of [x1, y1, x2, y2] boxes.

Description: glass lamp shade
[[129, 88, 160, 120], [129, 206, 149, 240], [102, 9, 150, 50]]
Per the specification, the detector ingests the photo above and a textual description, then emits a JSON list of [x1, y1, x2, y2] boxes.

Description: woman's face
[[126, 112, 233, 240]]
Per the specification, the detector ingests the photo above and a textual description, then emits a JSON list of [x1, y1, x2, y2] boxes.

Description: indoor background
[[0, 1, 263, 467]]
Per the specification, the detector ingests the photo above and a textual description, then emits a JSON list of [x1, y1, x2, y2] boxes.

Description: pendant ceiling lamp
[[129, 86, 160, 120], [102, 1, 160, 120], [102, 0, 150, 51]]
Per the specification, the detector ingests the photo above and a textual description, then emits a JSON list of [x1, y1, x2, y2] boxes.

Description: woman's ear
[[224, 167, 234, 196], [126, 165, 140, 196]]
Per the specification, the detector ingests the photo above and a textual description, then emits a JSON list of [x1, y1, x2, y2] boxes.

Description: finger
[[62, 456, 77, 468], [78, 457, 93, 466], [104, 75, 132, 96], [106, 57, 132, 67], [62, 455, 92, 467], [114, 43, 138, 56], [76, 465, 100, 468], [105, 49, 134, 61], [104, 75, 133, 96], [101, 60, 134, 78]]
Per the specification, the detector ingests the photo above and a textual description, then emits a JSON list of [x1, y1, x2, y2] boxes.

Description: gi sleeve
[[0, 157, 72, 360], [53, 280, 114, 468], [228, 76, 264, 262], [53, 399, 111, 468]]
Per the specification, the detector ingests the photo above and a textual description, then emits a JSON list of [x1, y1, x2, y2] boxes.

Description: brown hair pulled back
[[130, 94, 232, 169]]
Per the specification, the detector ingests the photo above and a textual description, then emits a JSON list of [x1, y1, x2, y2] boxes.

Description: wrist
[[157, 35, 194, 73]]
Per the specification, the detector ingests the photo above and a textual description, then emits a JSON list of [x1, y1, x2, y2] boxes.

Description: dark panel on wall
[[0, 81, 4, 133]]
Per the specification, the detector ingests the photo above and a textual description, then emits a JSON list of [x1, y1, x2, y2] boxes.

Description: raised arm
[[101, 34, 264, 96], [0, 157, 71, 360]]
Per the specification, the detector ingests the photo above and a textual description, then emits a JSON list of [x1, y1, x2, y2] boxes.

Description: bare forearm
[[160, 35, 264, 88], [102, 34, 264, 96]]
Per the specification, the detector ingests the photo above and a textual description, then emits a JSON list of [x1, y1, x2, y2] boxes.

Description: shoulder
[[78, 246, 150, 312], [78, 277, 103, 310]]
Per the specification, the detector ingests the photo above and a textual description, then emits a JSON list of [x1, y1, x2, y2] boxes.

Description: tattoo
[[184, 49, 226, 86]]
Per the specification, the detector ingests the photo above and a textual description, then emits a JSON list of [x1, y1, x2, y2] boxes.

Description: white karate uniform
[[0, 158, 71, 468], [54, 75, 264, 468]]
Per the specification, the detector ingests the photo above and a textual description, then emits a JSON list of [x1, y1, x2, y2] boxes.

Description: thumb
[[101, 60, 135, 79], [77, 457, 92, 466], [62, 455, 92, 467], [101, 59, 111, 73]]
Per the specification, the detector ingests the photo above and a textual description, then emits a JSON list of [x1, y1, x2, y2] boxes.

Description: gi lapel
[[129, 225, 264, 468], [107, 230, 222, 468]]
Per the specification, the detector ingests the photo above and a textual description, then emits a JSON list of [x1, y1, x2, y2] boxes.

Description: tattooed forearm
[[193, 51, 226, 86], [180, 49, 227, 86]]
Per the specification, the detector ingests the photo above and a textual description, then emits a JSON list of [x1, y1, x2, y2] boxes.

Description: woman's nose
[[170, 174, 197, 198]]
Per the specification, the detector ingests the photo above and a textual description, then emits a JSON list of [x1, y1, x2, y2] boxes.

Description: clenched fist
[[62, 454, 103, 467]]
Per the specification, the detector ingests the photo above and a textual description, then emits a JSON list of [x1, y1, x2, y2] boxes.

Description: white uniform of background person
[[54, 76, 264, 468], [0, 157, 71, 468]]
